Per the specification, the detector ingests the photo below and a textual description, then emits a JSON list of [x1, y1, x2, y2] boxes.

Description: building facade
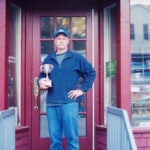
[[0, 0, 150, 149]]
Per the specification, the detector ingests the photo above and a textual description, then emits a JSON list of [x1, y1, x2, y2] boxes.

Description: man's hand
[[39, 78, 50, 89], [68, 89, 84, 99]]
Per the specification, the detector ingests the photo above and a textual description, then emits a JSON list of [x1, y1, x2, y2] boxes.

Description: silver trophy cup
[[41, 64, 53, 87]]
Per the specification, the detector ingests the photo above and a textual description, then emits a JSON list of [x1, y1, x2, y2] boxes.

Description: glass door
[[32, 10, 93, 150]]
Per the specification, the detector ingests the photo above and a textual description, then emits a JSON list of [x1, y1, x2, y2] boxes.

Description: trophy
[[41, 64, 53, 87]]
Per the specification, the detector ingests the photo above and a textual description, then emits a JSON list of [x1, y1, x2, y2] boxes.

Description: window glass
[[8, 4, 21, 126], [72, 17, 86, 39], [143, 24, 149, 40], [41, 41, 54, 62], [72, 41, 86, 56], [56, 17, 70, 32], [104, 5, 117, 123], [40, 17, 54, 38], [131, 1, 150, 126]]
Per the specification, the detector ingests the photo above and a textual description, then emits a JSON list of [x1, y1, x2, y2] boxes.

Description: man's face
[[54, 34, 69, 51]]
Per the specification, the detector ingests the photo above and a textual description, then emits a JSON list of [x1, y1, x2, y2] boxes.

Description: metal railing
[[107, 107, 137, 150], [0, 108, 16, 150]]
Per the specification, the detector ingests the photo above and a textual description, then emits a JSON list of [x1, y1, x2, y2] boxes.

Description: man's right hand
[[39, 78, 50, 89]]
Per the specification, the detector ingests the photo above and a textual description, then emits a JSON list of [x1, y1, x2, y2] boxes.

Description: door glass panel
[[56, 17, 70, 31], [72, 41, 86, 56], [40, 115, 49, 137], [40, 90, 47, 112], [40, 17, 54, 38], [41, 41, 54, 62], [40, 16, 87, 137], [72, 17, 86, 38], [78, 117, 86, 136]]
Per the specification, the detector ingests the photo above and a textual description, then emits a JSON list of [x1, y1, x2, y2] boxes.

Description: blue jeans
[[46, 102, 79, 150]]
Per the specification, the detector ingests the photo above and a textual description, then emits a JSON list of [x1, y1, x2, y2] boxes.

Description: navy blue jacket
[[38, 50, 96, 104]]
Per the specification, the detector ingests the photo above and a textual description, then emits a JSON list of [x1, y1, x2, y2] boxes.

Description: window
[[130, 1, 150, 127], [130, 24, 135, 40], [143, 24, 149, 40], [104, 4, 117, 123], [8, 4, 21, 126]]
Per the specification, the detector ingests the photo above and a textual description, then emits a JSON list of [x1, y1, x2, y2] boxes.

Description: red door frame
[[117, 0, 130, 115], [31, 9, 99, 150], [0, 0, 8, 110]]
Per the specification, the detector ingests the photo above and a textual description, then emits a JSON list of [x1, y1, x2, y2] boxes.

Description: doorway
[[31, 9, 95, 150]]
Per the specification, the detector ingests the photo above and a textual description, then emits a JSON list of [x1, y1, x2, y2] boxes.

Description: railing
[[0, 108, 16, 150], [107, 107, 137, 150]]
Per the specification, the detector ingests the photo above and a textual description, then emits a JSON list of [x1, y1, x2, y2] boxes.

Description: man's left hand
[[68, 89, 84, 99]]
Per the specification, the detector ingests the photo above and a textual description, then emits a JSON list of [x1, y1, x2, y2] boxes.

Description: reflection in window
[[56, 17, 70, 32], [130, 24, 135, 40], [41, 41, 54, 62], [131, 1, 150, 127], [143, 24, 149, 40], [72, 41, 86, 56], [72, 17, 86, 39]]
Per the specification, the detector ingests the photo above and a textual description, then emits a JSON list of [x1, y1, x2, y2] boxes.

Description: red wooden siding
[[0, 0, 8, 110], [96, 126, 107, 150], [16, 127, 30, 150], [117, 0, 131, 115]]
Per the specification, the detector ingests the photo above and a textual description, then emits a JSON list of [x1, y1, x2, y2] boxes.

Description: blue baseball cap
[[54, 29, 69, 38]]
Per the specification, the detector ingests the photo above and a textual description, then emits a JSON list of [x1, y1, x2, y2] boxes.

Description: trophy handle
[[33, 77, 39, 110]]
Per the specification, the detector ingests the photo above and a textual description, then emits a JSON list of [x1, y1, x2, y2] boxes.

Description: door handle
[[33, 77, 39, 110]]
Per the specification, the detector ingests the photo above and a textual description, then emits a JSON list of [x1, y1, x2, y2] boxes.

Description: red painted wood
[[92, 10, 101, 148], [16, 127, 30, 150], [0, 0, 8, 110], [93, 10, 100, 126], [99, 8, 105, 125], [32, 12, 41, 150], [95, 125, 107, 150], [25, 10, 34, 150], [117, 0, 131, 117], [17, 8, 26, 126]]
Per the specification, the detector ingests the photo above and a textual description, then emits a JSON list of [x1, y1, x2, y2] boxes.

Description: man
[[38, 29, 96, 150]]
